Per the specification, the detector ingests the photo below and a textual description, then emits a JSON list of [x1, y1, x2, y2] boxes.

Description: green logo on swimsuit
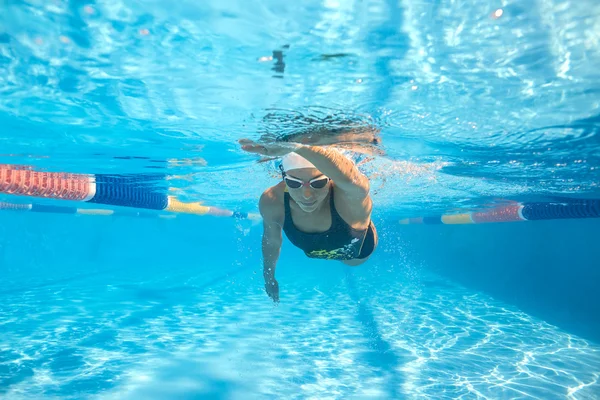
[[306, 238, 361, 260]]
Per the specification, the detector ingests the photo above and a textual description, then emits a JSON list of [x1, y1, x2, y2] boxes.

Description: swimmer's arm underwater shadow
[[255, 125, 385, 163]]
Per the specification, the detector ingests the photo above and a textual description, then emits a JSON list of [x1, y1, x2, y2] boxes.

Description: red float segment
[[471, 204, 525, 223], [0, 165, 94, 201]]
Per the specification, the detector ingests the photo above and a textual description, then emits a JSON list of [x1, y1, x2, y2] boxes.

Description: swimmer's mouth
[[301, 201, 317, 207]]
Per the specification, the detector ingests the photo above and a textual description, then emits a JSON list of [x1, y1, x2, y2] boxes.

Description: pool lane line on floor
[[345, 268, 405, 398]]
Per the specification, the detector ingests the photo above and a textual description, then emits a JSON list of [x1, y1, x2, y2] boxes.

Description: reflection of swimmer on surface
[[239, 139, 378, 303], [256, 108, 385, 160], [273, 126, 382, 155]]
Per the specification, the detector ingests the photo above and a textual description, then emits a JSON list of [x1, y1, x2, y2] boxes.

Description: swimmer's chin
[[298, 201, 319, 212]]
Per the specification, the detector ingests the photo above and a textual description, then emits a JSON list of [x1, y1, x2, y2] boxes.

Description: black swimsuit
[[283, 189, 376, 260]]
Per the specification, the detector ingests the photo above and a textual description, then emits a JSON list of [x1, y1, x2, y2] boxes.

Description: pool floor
[[1, 264, 599, 399]]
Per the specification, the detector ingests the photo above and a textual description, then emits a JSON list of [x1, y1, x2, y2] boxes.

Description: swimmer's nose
[[302, 186, 312, 199]]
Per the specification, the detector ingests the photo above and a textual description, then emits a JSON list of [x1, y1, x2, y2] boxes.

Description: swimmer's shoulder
[[259, 182, 286, 224]]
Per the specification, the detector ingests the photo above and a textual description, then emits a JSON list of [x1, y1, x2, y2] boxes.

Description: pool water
[[1, 0, 600, 399]]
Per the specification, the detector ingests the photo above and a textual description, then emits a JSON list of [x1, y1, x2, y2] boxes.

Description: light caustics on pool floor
[[1, 268, 598, 399]]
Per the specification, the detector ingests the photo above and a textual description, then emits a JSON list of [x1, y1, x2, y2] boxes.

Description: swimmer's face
[[284, 168, 331, 212]]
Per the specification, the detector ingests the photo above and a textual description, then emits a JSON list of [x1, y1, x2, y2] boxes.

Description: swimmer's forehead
[[286, 168, 326, 180]]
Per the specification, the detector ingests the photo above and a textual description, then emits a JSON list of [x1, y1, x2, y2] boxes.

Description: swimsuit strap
[[284, 191, 292, 218]]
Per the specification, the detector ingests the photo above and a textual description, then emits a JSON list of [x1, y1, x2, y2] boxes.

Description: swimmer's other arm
[[260, 190, 282, 303]]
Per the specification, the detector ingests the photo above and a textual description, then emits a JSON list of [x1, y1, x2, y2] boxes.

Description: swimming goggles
[[283, 174, 330, 189]]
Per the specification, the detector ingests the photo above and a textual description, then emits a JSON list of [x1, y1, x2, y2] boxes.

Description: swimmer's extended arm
[[260, 190, 283, 302], [293, 145, 369, 197], [240, 139, 369, 197]]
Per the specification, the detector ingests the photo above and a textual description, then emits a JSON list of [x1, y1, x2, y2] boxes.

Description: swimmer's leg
[[342, 223, 378, 267], [342, 258, 369, 267]]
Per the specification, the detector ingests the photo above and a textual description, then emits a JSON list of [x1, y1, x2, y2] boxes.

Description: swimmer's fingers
[[267, 290, 279, 303], [239, 139, 268, 154], [240, 141, 292, 157], [265, 280, 280, 303], [242, 144, 268, 155]]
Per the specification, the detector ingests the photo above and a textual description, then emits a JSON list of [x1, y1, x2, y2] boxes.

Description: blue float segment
[[521, 200, 600, 221], [88, 174, 168, 210], [423, 216, 443, 225], [31, 204, 77, 214]]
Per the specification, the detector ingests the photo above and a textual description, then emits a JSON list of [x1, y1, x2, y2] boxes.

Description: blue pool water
[[1, 0, 600, 399]]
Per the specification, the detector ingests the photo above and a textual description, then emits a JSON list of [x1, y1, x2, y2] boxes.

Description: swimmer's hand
[[265, 278, 280, 303], [239, 139, 301, 157]]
